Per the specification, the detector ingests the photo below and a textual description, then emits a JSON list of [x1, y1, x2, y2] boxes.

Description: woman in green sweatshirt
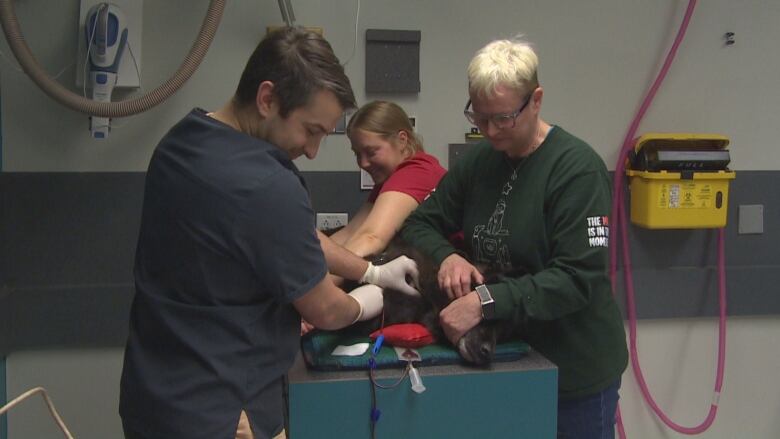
[[402, 36, 628, 438]]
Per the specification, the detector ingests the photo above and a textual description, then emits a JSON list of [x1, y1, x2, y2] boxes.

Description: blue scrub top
[[120, 109, 327, 439]]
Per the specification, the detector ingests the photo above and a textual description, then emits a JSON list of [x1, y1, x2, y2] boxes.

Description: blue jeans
[[557, 379, 621, 439]]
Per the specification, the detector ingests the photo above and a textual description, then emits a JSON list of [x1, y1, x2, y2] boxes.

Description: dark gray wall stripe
[[302, 171, 370, 216], [0, 171, 776, 354]]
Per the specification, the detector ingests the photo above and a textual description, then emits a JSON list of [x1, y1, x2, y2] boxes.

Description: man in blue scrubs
[[119, 27, 418, 439]]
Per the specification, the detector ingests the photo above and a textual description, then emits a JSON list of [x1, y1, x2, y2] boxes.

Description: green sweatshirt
[[402, 126, 627, 399]]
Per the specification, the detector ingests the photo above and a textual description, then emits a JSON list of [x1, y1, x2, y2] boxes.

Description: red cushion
[[370, 323, 435, 348]]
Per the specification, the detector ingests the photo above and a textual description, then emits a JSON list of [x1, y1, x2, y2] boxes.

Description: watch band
[[475, 284, 496, 320]]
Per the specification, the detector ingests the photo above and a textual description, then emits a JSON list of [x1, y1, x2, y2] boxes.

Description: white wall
[[7, 349, 124, 439], [617, 317, 780, 438], [1, 0, 779, 172], [2, 1, 779, 438]]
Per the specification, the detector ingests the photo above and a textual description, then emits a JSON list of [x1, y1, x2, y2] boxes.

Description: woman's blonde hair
[[467, 36, 539, 98], [347, 101, 423, 155]]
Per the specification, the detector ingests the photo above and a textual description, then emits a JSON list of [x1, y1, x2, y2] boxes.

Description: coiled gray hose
[[0, 0, 226, 117]]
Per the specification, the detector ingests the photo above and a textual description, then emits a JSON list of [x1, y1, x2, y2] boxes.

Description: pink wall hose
[[608, 0, 727, 436]]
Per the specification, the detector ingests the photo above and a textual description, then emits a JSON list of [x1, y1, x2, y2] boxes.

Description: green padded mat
[[301, 331, 529, 371]]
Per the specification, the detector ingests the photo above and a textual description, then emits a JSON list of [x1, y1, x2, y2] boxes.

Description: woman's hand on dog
[[439, 291, 482, 345], [438, 253, 484, 300]]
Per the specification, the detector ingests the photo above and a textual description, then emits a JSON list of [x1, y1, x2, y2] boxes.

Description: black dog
[[347, 235, 523, 365]]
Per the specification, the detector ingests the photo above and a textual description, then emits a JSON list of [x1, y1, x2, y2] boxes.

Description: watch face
[[476, 285, 491, 302], [476, 285, 495, 320]]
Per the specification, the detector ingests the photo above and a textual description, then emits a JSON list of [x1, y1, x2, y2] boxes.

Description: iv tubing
[[0, 0, 226, 118], [608, 0, 727, 435]]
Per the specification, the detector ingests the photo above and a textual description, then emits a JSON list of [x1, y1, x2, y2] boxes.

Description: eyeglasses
[[463, 92, 533, 130]]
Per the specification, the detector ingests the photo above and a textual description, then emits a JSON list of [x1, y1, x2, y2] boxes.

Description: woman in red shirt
[[329, 100, 447, 258]]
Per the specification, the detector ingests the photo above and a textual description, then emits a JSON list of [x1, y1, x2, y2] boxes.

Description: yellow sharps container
[[626, 133, 735, 229]]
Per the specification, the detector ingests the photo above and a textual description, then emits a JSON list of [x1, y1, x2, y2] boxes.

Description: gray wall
[[1, 170, 777, 354]]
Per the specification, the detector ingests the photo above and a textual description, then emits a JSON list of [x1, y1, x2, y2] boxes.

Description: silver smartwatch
[[474, 284, 495, 320]]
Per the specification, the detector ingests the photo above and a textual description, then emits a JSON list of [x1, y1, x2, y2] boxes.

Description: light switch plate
[[738, 204, 764, 234], [360, 170, 375, 190]]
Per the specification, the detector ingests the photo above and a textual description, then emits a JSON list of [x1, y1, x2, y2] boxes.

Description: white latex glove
[[360, 255, 420, 297], [348, 284, 384, 322]]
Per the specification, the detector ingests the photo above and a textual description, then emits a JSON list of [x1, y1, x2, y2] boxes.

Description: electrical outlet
[[316, 213, 348, 231]]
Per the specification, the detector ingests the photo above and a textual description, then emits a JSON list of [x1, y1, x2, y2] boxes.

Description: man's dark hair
[[234, 27, 356, 117]]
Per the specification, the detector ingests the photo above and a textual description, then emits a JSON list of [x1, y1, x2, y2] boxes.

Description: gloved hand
[[348, 284, 385, 322], [360, 255, 420, 297]]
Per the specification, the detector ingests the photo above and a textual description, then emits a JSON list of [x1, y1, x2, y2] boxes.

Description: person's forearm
[[309, 292, 362, 330], [294, 277, 363, 330], [344, 191, 417, 258], [317, 229, 369, 281], [343, 231, 385, 259], [328, 226, 350, 246]]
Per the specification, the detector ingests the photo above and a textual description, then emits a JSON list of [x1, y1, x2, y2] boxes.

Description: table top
[[288, 348, 557, 384]]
